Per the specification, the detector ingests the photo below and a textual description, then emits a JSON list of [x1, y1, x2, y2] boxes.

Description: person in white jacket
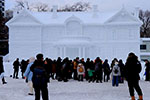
[[24, 57, 35, 95], [112, 61, 120, 87], [77, 63, 85, 81]]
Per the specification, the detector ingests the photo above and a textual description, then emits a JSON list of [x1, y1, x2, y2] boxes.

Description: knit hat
[[36, 53, 43, 60]]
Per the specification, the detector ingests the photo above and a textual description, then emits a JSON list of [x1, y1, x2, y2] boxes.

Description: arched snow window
[[65, 16, 82, 36], [66, 21, 82, 35]]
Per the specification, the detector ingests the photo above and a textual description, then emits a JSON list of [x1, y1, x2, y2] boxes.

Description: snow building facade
[[7, 6, 142, 62]]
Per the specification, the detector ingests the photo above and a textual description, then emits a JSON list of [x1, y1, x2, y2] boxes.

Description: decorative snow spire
[[92, 5, 99, 18], [120, 4, 126, 16], [122, 4, 125, 9], [13, 8, 20, 17], [135, 7, 140, 19], [52, 5, 58, 18]]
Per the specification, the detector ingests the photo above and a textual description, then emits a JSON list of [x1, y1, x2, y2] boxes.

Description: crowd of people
[[11, 53, 144, 100], [12, 56, 126, 84], [0, 52, 146, 100]]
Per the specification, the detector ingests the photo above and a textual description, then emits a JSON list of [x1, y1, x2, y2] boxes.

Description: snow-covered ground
[[0, 62, 149, 100], [0, 77, 150, 100]]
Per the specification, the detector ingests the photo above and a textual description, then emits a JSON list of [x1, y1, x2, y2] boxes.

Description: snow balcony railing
[[61, 36, 91, 41]]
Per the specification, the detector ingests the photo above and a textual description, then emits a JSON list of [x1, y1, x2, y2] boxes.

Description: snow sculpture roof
[[7, 7, 142, 25]]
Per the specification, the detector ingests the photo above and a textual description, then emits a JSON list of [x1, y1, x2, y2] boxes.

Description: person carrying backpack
[[30, 54, 49, 100], [112, 61, 120, 87]]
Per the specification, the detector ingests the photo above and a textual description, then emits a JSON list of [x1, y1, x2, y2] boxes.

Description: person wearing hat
[[30, 53, 49, 100]]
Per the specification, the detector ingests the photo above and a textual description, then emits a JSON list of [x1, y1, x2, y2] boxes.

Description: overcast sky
[[6, 0, 150, 12]]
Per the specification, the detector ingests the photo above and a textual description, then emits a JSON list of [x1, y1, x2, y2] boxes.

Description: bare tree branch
[[139, 10, 150, 37]]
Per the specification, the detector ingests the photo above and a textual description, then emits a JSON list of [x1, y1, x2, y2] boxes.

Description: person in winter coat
[[73, 57, 79, 80], [125, 52, 143, 100], [112, 61, 120, 87], [24, 57, 35, 95], [13, 58, 20, 79], [0, 57, 7, 84], [103, 59, 110, 82], [77, 63, 85, 81], [56, 57, 62, 81], [61, 57, 70, 82], [85, 58, 91, 80], [44, 58, 52, 82], [30, 54, 49, 100], [88, 63, 95, 83], [51, 60, 57, 80], [21, 59, 28, 79], [118, 59, 125, 83], [145, 60, 150, 81], [94, 57, 103, 83]]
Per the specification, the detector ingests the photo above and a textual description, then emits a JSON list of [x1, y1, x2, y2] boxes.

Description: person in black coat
[[94, 57, 103, 83], [85, 58, 91, 80], [125, 52, 143, 100], [118, 59, 125, 83], [0, 57, 7, 84], [61, 57, 69, 82], [20, 59, 28, 79], [145, 60, 150, 81], [13, 58, 20, 79], [30, 53, 49, 100], [103, 59, 110, 82], [56, 57, 62, 81]]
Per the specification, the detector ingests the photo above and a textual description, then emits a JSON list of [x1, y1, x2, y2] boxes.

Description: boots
[[138, 95, 143, 100], [131, 96, 135, 100], [2, 77, 7, 84]]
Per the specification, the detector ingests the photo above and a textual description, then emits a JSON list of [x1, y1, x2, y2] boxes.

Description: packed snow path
[[0, 77, 150, 100]]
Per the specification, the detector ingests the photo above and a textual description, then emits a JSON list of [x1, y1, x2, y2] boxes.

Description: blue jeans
[[112, 76, 119, 86]]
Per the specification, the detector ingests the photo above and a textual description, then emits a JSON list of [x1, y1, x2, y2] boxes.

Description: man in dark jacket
[[103, 59, 110, 82], [13, 58, 20, 79], [0, 57, 7, 84], [125, 52, 143, 100], [31, 53, 49, 100], [145, 60, 150, 81], [94, 57, 103, 83]]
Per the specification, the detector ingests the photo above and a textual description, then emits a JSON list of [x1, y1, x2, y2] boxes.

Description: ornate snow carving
[[65, 15, 83, 36]]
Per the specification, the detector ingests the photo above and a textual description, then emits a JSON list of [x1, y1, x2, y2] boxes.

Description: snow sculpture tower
[[52, 5, 58, 18], [92, 5, 98, 18]]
